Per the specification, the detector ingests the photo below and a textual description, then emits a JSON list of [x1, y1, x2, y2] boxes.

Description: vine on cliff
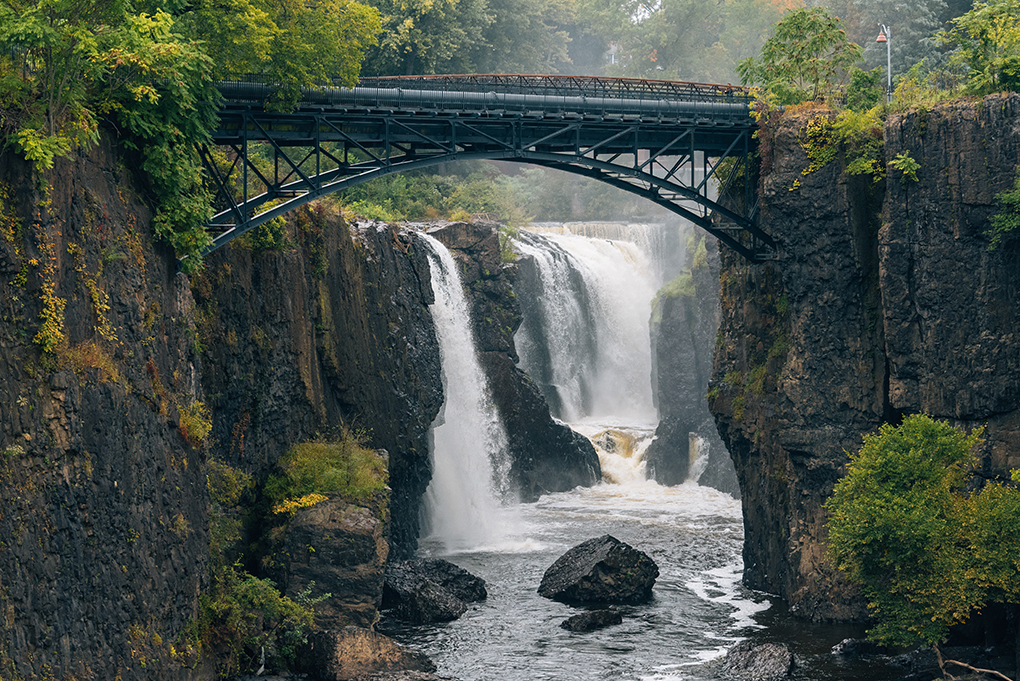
[[799, 108, 886, 181], [987, 166, 1020, 249]]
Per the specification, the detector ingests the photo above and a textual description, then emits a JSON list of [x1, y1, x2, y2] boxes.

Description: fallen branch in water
[[936, 646, 1015, 681]]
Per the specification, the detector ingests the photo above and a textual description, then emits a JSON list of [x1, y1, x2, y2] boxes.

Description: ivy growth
[[987, 167, 1020, 249], [800, 108, 886, 181]]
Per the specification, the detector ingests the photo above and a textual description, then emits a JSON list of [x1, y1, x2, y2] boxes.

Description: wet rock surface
[[560, 609, 624, 631], [646, 236, 739, 496], [302, 627, 437, 681], [383, 558, 486, 623], [719, 641, 793, 680], [538, 534, 659, 604]]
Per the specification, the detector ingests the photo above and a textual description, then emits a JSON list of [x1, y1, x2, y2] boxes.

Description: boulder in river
[[560, 609, 624, 632], [719, 641, 793, 681], [303, 627, 436, 681], [383, 558, 486, 623], [538, 535, 659, 604]]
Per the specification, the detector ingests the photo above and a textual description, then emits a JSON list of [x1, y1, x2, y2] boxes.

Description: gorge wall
[[710, 93, 1020, 621], [0, 134, 600, 677]]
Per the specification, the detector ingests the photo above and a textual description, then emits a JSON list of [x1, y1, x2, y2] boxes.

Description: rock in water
[[538, 535, 659, 604], [303, 627, 436, 681], [383, 558, 486, 623], [560, 609, 624, 632], [720, 641, 793, 681]]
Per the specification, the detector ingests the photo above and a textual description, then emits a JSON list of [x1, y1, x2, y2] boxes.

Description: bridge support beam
[[203, 82, 775, 261]]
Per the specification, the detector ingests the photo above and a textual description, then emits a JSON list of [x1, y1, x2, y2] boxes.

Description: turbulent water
[[406, 225, 893, 681]]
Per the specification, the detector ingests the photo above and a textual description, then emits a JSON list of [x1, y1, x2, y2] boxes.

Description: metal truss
[[201, 79, 775, 261]]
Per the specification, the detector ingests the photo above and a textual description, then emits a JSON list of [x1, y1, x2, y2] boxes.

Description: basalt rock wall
[[646, 235, 739, 496], [710, 94, 1020, 621], [0, 140, 210, 680], [194, 212, 444, 560], [0, 137, 445, 678]]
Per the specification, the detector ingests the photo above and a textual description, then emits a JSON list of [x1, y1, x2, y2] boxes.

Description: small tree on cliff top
[[825, 414, 1020, 650], [737, 7, 863, 104]]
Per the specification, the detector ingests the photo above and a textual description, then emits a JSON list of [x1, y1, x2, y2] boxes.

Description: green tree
[[181, 0, 381, 103], [469, 0, 577, 74], [360, 0, 492, 75], [737, 6, 863, 103], [939, 0, 1020, 93], [826, 414, 1020, 649], [0, 0, 123, 167], [0, 4, 221, 265]]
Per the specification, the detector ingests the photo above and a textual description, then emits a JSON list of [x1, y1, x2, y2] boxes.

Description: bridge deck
[[202, 75, 773, 262]]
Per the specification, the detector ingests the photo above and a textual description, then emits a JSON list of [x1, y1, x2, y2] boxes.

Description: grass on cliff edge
[[264, 429, 387, 515]]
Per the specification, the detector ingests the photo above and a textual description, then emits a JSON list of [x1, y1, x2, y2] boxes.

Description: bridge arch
[[201, 75, 775, 261]]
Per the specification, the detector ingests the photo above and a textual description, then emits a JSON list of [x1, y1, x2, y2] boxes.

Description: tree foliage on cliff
[[0, 0, 380, 269], [175, 0, 381, 105], [0, 2, 220, 266], [825, 415, 1020, 647], [938, 0, 1020, 94], [987, 167, 1020, 249], [737, 7, 862, 104]]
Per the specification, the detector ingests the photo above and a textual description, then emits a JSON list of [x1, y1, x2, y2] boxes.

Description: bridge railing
[[356, 74, 753, 103], [216, 74, 755, 123]]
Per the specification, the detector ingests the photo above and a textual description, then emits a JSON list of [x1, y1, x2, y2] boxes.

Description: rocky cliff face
[[0, 140, 209, 680], [194, 211, 444, 559], [710, 94, 1020, 620], [646, 235, 739, 495], [429, 223, 601, 501], [0, 137, 448, 677]]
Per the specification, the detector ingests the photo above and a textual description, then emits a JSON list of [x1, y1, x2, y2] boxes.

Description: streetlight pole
[[877, 25, 891, 102]]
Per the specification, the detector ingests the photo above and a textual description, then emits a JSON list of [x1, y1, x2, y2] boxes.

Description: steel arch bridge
[[201, 74, 775, 261]]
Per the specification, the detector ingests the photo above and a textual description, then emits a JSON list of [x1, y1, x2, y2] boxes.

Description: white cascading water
[[420, 233, 515, 553], [514, 231, 659, 424]]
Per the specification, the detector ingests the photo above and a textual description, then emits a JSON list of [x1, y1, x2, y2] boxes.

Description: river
[[397, 225, 904, 681]]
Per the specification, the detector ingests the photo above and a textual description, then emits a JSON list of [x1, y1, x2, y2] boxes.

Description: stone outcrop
[[646, 234, 739, 495], [560, 609, 623, 632], [382, 558, 486, 623], [428, 222, 601, 501], [195, 213, 444, 559], [272, 495, 390, 629], [303, 627, 436, 681], [710, 94, 1020, 621], [538, 534, 659, 604], [719, 641, 793, 681]]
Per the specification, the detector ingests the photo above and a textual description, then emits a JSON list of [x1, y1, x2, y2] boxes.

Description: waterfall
[[514, 230, 658, 425], [527, 221, 686, 284], [420, 233, 514, 552], [688, 433, 710, 483]]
